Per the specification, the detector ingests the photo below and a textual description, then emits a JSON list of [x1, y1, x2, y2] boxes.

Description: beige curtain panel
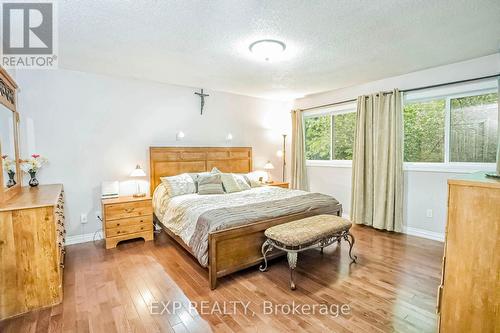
[[290, 109, 309, 191], [350, 90, 404, 232]]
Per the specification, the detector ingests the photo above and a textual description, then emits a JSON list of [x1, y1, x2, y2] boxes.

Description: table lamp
[[130, 164, 146, 197], [264, 161, 274, 183]]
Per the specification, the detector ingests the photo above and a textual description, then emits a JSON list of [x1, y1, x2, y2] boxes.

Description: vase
[[6, 171, 16, 188], [28, 171, 39, 187]]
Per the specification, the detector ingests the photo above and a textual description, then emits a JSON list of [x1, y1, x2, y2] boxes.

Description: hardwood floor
[[0, 225, 443, 333]]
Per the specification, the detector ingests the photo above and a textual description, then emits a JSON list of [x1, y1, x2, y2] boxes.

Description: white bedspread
[[153, 185, 309, 246]]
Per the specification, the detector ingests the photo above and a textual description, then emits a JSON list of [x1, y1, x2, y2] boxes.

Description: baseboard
[[346, 210, 444, 242], [66, 231, 103, 245], [403, 227, 444, 242]]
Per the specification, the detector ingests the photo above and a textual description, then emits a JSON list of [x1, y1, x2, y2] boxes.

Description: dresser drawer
[[105, 215, 152, 230], [105, 200, 153, 220], [106, 223, 153, 238]]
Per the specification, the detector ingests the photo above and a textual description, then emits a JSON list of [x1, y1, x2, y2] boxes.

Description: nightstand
[[101, 196, 154, 249], [265, 181, 290, 189]]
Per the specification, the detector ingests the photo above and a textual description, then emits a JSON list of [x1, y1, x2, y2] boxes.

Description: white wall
[[295, 54, 500, 240], [15, 69, 292, 237]]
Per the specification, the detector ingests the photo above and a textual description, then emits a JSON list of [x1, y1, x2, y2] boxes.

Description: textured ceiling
[[58, 0, 500, 100]]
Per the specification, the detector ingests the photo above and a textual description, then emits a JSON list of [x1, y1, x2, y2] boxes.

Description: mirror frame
[[0, 65, 20, 203]]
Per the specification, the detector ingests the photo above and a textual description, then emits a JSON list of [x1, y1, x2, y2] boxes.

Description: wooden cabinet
[[102, 196, 153, 249], [0, 184, 65, 320], [265, 181, 289, 189], [438, 173, 499, 332]]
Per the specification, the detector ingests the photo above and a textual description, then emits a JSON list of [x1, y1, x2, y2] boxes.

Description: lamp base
[[133, 192, 146, 198]]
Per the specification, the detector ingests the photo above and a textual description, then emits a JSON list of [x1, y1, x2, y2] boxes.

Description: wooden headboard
[[149, 147, 252, 194]]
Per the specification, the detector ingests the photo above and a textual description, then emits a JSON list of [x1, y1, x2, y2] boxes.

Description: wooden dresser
[[0, 184, 65, 320], [437, 173, 499, 332], [102, 196, 153, 249]]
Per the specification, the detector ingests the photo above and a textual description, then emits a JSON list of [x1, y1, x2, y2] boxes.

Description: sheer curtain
[[350, 90, 403, 232], [290, 109, 309, 190]]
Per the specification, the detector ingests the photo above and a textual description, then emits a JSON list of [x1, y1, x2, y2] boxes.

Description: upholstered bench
[[259, 214, 357, 290]]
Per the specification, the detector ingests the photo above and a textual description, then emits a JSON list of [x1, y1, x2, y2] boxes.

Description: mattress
[[153, 184, 340, 266]]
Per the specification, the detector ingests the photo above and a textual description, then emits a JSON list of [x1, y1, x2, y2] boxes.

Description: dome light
[[249, 39, 286, 61]]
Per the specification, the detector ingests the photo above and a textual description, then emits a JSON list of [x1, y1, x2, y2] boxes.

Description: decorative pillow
[[220, 173, 242, 193], [160, 173, 196, 197], [233, 174, 251, 191], [198, 174, 224, 195]]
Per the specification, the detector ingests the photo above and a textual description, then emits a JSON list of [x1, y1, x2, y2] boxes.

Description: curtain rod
[[301, 73, 500, 111]]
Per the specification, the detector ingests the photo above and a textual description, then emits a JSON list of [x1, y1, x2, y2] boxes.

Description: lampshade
[[130, 164, 146, 177], [264, 161, 274, 170]]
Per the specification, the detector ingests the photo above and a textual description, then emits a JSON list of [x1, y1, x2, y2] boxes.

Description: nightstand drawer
[[106, 223, 153, 238], [105, 200, 153, 220], [105, 215, 152, 230]]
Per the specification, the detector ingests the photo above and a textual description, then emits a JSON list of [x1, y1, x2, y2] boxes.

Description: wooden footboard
[[207, 206, 342, 289]]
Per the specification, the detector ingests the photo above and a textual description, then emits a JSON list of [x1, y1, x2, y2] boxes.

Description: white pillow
[[160, 173, 196, 197], [220, 173, 242, 193], [233, 174, 251, 190]]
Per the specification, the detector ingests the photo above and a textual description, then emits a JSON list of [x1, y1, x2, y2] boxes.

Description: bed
[[150, 147, 342, 289]]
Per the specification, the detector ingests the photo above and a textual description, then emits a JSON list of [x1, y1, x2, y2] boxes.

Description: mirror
[[0, 66, 19, 203], [0, 104, 18, 188]]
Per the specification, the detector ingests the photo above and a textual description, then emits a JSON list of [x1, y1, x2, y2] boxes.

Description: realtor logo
[[1, 1, 57, 68]]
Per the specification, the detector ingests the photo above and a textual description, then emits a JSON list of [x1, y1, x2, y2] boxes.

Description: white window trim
[[306, 159, 352, 168], [306, 160, 496, 173], [403, 162, 496, 173]]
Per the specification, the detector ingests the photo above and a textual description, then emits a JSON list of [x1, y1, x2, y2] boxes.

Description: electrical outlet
[[426, 209, 433, 218], [80, 213, 88, 224]]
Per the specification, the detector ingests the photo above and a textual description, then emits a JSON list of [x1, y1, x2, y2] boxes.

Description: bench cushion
[[264, 214, 352, 248]]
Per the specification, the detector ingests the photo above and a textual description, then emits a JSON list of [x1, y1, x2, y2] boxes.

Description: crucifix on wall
[[194, 89, 209, 115]]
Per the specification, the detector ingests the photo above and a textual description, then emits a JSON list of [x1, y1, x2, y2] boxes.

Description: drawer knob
[[117, 231, 121, 234], [140, 220, 143, 223], [141, 227, 144, 230], [0, 240, 4, 246], [125, 208, 135, 213], [116, 223, 120, 226]]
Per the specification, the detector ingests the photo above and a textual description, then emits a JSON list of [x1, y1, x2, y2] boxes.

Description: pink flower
[[31, 154, 40, 158]]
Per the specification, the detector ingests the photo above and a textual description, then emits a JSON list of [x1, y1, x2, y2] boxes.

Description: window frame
[[304, 79, 498, 172], [304, 102, 357, 167], [403, 80, 498, 172]]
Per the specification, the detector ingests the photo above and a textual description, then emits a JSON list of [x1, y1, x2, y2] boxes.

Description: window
[[304, 103, 357, 162], [404, 80, 498, 167], [450, 93, 498, 163], [403, 99, 446, 162]]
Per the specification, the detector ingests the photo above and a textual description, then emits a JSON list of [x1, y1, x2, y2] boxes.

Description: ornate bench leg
[[343, 232, 358, 263], [287, 252, 298, 290], [259, 240, 273, 272]]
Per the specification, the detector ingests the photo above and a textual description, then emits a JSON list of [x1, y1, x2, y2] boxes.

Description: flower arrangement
[[2, 155, 17, 188], [21, 154, 48, 187], [2, 155, 16, 173], [21, 154, 48, 173]]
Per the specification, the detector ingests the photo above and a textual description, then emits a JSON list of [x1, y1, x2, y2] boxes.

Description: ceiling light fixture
[[249, 39, 286, 62]]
